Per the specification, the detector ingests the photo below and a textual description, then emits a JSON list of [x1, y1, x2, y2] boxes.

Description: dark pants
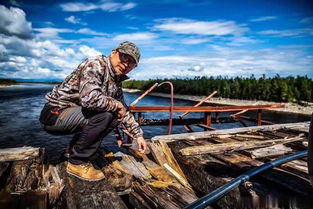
[[41, 106, 119, 164], [308, 113, 313, 186]]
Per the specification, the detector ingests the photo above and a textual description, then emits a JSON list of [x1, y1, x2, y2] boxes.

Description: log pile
[[0, 122, 312, 208], [152, 122, 313, 208]]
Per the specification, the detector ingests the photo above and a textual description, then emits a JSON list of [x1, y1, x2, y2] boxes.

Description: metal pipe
[[180, 91, 217, 118], [184, 150, 308, 209], [157, 81, 174, 135], [130, 83, 159, 106]]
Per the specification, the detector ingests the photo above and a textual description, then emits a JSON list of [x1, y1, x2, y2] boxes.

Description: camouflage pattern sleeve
[[79, 59, 120, 112], [121, 112, 144, 139], [116, 85, 143, 139]]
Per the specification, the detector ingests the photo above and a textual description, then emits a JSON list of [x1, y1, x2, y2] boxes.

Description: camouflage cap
[[115, 41, 141, 64]]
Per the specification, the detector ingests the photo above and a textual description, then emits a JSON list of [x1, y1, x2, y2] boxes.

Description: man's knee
[[88, 112, 117, 126]]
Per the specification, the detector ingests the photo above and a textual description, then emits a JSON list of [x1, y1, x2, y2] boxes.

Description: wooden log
[[248, 144, 292, 159], [0, 190, 47, 209], [131, 180, 197, 209], [152, 122, 310, 142], [58, 162, 127, 209], [180, 136, 305, 156], [279, 159, 309, 179], [0, 162, 10, 179], [0, 147, 40, 162]]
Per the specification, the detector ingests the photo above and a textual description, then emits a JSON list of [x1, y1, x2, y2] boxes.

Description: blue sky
[[0, 0, 312, 80]]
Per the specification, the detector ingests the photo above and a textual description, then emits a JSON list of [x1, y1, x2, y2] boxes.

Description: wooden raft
[[0, 143, 197, 208], [152, 122, 313, 209]]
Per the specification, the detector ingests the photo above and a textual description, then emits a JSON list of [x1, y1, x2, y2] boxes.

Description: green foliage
[[0, 78, 17, 86], [123, 75, 313, 103]]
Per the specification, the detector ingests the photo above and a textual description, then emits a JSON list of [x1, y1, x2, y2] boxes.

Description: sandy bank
[[123, 88, 313, 116]]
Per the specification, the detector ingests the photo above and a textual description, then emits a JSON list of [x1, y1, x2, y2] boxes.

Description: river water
[[0, 83, 310, 163]]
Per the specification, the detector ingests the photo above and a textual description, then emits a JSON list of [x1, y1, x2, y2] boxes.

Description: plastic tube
[[184, 150, 308, 209]]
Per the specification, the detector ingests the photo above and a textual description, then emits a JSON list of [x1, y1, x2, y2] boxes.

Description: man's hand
[[136, 136, 147, 153], [117, 101, 126, 121]]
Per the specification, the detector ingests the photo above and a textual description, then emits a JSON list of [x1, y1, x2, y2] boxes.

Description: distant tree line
[[122, 75, 313, 103], [0, 78, 17, 86]]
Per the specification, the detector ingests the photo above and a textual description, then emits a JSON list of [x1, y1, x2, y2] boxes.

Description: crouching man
[[39, 41, 146, 181]]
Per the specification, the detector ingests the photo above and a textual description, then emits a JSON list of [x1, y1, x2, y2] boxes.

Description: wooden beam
[[0, 147, 40, 162], [151, 122, 310, 143], [179, 136, 305, 156]]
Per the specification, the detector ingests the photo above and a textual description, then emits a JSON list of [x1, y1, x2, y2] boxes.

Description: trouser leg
[[69, 111, 119, 165], [42, 106, 119, 165]]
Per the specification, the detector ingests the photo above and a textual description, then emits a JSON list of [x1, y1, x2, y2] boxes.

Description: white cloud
[[65, 16, 86, 25], [60, 1, 136, 12], [77, 28, 107, 36], [154, 18, 248, 36], [250, 16, 277, 22], [130, 47, 313, 80], [113, 32, 157, 41], [33, 27, 107, 39], [33, 27, 73, 39], [258, 28, 313, 37], [79, 45, 102, 57], [0, 5, 32, 39]]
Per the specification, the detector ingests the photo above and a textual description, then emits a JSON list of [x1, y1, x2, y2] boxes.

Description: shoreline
[[123, 88, 313, 116]]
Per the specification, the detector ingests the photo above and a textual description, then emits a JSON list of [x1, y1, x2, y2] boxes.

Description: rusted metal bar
[[184, 125, 194, 132], [257, 109, 262, 126], [130, 83, 159, 106], [179, 91, 217, 118], [157, 81, 174, 135], [204, 112, 212, 127], [130, 104, 285, 112], [196, 124, 216, 131], [138, 117, 235, 126]]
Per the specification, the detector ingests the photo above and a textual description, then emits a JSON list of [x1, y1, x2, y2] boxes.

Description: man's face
[[110, 50, 137, 75]]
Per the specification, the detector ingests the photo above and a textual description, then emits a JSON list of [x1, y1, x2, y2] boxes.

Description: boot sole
[[66, 169, 105, 182]]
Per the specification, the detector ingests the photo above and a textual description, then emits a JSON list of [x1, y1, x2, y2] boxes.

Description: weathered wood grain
[[0, 147, 40, 162], [152, 122, 310, 142], [180, 136, 305, 156]]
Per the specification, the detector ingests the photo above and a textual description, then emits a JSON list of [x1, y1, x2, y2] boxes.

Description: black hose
[[184, 150, 308, 209]]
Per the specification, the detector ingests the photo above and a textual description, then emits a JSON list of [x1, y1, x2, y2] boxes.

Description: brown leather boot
[[66, 162, 105, 181]]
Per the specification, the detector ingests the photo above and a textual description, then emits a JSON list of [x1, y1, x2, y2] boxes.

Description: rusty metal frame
[[128, 82, 285, 135]]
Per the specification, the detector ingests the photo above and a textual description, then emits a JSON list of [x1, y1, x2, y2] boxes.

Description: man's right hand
[[117, 101, 127, 121]]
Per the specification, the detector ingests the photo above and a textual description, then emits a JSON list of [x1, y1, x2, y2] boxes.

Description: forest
[[0, 78, 17, 86], [122, 75, 313, 103]]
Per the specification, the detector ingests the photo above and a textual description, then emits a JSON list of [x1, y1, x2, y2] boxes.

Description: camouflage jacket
[[45, 55, 143, 139]]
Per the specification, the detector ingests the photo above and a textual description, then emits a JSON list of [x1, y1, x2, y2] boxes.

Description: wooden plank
[[248, 144, 293, 159], [117, 154, 152, 180], [158, 141, 188, 181], [131, 180, 197, 209], [147, 143, 168, 167], [163, 163, 193, 192], [180, 136, 305, 156], [0, 147, 40, 162], [279, 160, 309, 179], [152, 122, 310, 142]]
